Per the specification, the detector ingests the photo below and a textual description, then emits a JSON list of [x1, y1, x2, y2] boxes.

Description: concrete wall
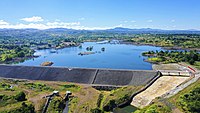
[[0, 65, 158, 86], [160, 70, 191, 76]]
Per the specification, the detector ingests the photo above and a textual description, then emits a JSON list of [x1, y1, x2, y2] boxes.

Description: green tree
[[14, 91, 26, 101], [189, 59, 195, 65], [91, 108, 104, 113], [103, 100, 116, 111], [179, 87, 200, 113], [1, 54, 12, 61], [17, 51, 25, 57]]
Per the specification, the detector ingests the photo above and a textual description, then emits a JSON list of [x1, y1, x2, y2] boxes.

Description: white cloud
[[21, 16, 44, 22], [0, 19, 132, 30], [0, 21, 83, 29], [0, 21, 118, 30], [46, 21, 80, 27], [0, 23, 48, 29], [147, 20, 153, 23], [0, 20, 9, 25]]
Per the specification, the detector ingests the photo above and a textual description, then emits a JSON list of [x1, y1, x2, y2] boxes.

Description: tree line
[[142, 50, 200, 65]]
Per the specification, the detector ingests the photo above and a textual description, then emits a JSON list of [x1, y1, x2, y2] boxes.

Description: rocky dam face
[[0, 65, 158, 86]]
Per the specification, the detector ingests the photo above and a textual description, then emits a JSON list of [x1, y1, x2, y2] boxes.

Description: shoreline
[[1, 55, 39, 65], [121, 41, 200, 51]]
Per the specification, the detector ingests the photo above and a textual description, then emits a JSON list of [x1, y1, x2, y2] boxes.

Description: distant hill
[[105, 27, 200, 34], [0, 27, 200, 35]]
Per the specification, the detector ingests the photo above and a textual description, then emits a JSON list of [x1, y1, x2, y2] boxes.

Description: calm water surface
[[19, 42, 163, 70]]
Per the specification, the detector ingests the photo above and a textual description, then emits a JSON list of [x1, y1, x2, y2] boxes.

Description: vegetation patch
[[178, 86, 200, 113], [0, 79, 85, 112], [194, 61, 200, 69], [168, 78, 200, 113], [24, 82, 54, 91], [68, 97, 79, 113], [130, 34, 200, 49], [68, 86, 100, 113], [143, 50, 200, 65], [0, 91, 27, 107], [0, 82, 15, 91], [147, 57, 163, 63], [135, 102, 171, 113], [47, 96, 66, 113], [101, 86, 142, 112], [0, 102, 35, 113], [62, 84, 79, 88], [0, 44, 35, 64]]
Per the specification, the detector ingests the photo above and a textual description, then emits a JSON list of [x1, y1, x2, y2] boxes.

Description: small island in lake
[[41, 61, 54, 66], [101, 47, 105, 52]]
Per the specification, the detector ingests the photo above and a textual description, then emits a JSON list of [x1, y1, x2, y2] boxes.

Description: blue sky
[[0, 0, 200, 30]]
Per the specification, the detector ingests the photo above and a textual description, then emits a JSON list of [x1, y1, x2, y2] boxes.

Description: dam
[[0, 65, 158, 86], [0, 64, 193, 109]]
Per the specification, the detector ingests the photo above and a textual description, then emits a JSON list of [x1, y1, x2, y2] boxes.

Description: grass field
[[147, 57, 163, 63], [0, 78, 144, 113], [0, 78, 98, 113], [101, 86, 143, 112]]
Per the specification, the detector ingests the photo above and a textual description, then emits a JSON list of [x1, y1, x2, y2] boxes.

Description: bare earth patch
[[131, 76, 189, 108], [69, 85, 100, 113], [152, 64, 183, 71]]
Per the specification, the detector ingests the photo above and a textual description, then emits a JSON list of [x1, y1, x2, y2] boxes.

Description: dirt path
[[28, 93, 47, 112], [131, 76, 189, 108]]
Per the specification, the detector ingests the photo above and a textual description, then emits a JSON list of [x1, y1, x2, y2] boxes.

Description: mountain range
[[0, 27, 200, 34]]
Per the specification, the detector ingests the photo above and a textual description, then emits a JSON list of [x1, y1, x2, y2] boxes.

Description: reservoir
[[19, 41, 163, 70]]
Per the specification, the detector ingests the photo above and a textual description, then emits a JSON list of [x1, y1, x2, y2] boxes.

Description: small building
[[66, 91, 72, 95], [52, 91, 59, 96]]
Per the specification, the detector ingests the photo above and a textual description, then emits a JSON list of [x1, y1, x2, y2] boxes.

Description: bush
[[91, 108, 104, 113], [62, 84, 79, 89], [97, 93, 103, 107], [189, 59, 195, 65], [135, 103, 171, 113], [5, 102, 35, 113], [24, 83, 53, 91], [179, 86, 200, 113], [17, 52, 25, 57], [14, 91, 26, 101], [103, 100, 117, 111], [48, 97, 65, 112], [117, 94, 129, 104]]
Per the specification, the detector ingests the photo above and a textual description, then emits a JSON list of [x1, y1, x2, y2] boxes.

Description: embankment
[[0, 65, 158, 86]]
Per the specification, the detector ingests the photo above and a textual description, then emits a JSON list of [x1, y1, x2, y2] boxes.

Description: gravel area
[[162, 73, 200, 98]]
